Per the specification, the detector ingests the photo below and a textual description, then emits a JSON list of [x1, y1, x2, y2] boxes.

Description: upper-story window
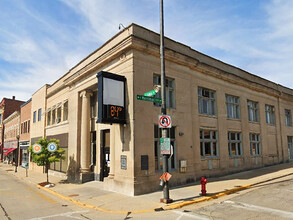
[[63, 101, 68, 121], [33, 111, 37, 123], [198, 87, 216, 115], [38, 108, 42, 121], [52, 107, 56, 125], [28, 120, 30, 133], [57, 104, 62, 124], [226, 95, 240, 119], [0, 114, 2, 124], [153, 75, 175, 109], [47, 110, 51, 126], [285, 109, 292, 127], [265, 104, 275, 125], [247, 100, 259, 122]]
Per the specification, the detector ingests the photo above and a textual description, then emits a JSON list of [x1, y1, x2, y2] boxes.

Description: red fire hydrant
[[200, 177, 207, 196]]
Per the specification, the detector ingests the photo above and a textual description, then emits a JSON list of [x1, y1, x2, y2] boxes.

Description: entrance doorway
[[100, 129, 110, 181]]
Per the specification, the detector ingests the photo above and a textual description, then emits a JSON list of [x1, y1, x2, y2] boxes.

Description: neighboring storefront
[[3, 111, 20, 164], [20, 99, 32, 168]]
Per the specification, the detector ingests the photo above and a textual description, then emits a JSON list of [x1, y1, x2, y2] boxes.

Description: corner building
[[40, 24, 293, 195]]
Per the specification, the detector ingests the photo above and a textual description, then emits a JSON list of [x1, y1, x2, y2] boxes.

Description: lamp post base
[[160, 198, 173, 204]]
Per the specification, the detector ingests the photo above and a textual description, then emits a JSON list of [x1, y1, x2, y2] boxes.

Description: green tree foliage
[[29, 138, 65, 183]]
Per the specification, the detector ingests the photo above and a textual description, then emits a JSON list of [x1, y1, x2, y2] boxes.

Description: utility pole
[[160, 0, 172, 204]]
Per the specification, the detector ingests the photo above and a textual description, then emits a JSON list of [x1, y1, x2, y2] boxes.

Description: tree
[[29, 138, 65, 183]]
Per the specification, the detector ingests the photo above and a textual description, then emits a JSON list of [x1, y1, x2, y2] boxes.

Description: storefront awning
[[4, 148, 16, 156]]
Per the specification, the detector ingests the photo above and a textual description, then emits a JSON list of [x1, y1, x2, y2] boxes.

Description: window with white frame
[[226, 95, 240, 119], [228, 132, 242, 157], [33, 111, 37, 123], [198, 87, 216, 115], [63, 101, 68, 121], [200, 130, 218, 157], [57, 104, 62, 124], [285, 109, 291, 126], [52, 107, 56, 125], [38, 108, 42, 121], [265, 104, 275, 125], [153, 75, 175, 109], [247, 100, 259, 122], [250, 133, 261, 156], [47, 110, 51, 126], [154, 125, 176, 170]]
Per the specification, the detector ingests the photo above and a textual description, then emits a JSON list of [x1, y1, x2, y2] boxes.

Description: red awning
[[4, 148, 16, 156]]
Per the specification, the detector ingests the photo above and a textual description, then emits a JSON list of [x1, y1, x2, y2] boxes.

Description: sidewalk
[[1, 162, 293, 213]]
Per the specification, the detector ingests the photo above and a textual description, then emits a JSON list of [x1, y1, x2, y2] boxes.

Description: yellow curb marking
[[38, 183, 253, 214]]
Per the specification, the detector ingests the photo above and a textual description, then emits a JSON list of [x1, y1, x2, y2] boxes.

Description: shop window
[[200, 130, 218, 158], [226, 94, 240, 119], [198, 87, 216, 115], [228, 132, 242, 157], [250, 133, 261, 156], [265, 104, 275, 125], [153, 75, 175, 109], [247, 100, 259, 122], [154, 125, 176, 171]]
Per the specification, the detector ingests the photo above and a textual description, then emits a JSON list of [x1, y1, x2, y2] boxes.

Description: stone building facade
[[27, 24, 293, 195]]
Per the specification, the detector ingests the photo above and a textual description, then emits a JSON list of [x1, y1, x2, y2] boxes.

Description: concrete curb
[[37, 172, 293, 214]]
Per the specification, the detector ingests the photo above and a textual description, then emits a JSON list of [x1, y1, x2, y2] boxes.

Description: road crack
[[0, 202, 11, 220]]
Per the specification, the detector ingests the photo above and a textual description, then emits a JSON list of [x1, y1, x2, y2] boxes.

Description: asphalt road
[[1, 167, 293, 220]]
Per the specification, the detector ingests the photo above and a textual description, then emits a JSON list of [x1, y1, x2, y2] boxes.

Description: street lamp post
[[15, 135, 20, 172]]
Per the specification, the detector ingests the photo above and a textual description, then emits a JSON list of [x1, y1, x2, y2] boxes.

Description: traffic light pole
[[160, 0, 172, 204]]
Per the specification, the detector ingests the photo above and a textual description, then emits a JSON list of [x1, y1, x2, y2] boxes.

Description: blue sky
[[1, 0, 293, 101]]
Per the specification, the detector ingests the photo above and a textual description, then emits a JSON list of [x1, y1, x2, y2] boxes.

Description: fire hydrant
[[200, 177, 207, 196]]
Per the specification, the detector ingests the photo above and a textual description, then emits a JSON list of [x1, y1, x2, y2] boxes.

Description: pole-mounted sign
[[158, 115, 172, 128], [97, 71, 126, 124]]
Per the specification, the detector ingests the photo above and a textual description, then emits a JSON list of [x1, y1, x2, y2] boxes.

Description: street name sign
[[137, 95, 162, 103], [144, 90, 157, 97]]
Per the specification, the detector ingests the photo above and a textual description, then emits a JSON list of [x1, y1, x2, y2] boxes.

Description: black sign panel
[[141, 155, 149, 170], [97, 71, 126, 124]]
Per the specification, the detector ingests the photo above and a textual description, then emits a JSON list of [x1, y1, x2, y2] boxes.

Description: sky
[[1, 0, 293, 101]]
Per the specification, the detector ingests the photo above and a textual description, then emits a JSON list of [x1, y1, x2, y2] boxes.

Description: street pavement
[[1, 162, 293, 218]]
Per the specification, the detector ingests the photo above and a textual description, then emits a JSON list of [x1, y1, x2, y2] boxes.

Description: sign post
[[159, 0, 172, 204]]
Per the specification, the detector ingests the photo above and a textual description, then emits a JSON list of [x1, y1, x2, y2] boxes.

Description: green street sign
[[137, 95, 162, 103], [160, 138, 171, 155], [144, 90, 157, 97]]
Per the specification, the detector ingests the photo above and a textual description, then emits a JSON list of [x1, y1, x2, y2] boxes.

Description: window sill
[[266, 123, 276, 127], [248, 121, 260, 125], [201, 157, 219, 160], [46, 120, 69, 129], [229, 156, 243, 159], [199, 114, 217, 119], [251, 155, 262, 158], [227, 118, 241, 122]]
